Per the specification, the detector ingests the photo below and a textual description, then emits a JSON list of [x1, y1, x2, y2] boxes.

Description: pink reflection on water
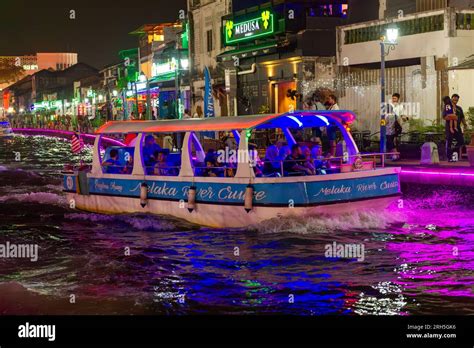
[[386, 205, 474, 298]]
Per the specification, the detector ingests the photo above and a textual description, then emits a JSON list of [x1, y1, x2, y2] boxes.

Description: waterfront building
[[336, 0, 474, 133], [5, 63, 98, 127], [1, 52, 78, 116], [187, 0, 232, 116], [130, 22, 190, 119], [0, 52, 78, 90], [216, 0, 378, 117]]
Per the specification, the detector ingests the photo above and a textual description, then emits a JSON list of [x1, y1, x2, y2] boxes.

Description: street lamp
[[380, 26, 399, 154], [140, 72, 151, 120]]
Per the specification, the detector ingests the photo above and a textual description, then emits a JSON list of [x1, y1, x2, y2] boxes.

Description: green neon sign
[[224, 10, 274, 45]]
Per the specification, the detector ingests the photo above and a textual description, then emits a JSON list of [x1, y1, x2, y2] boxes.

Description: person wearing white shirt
[[388, 93, 408, 160], [326, 94, 340, 156]]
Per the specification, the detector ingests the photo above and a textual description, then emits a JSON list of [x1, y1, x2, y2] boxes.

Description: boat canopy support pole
[[232, 130, 241, 146], [235, 129, 255, 179], [282, 128, 296, 148], [336, 124, 359, 163], [90, 135, 102, 176], [191, 132, 206, 163], [132, 133, 145, 176], [179, 132, 195, 177]]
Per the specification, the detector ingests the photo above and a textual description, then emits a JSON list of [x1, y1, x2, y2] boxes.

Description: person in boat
[[143, 135, 162, 173], [284, 144, 315, 176], [263, 145, 282, 177], [202, 150, 223, 177], [277, 145, 291, 163], [122, 153, 134, 174], [248, 145, 263, 177], [311, 145, 328, 174], [102, 149, 121, 174], [153, 150, 169, 176], [301, 146, 316, 174], [204, 156, 222, 177]]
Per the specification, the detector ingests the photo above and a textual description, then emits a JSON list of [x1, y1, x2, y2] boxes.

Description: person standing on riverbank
[[452, 94, 468, 146], [443, 95, 464, 162], [326, 94, 339, 157]]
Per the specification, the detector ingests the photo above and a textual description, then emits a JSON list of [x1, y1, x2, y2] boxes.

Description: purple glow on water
[[13, 128, 125, 146], [401, 169, 474, 177]]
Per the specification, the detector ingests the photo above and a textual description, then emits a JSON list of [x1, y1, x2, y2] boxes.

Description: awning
[[217, 42, 278, 62], [95, 110, 357, 134]]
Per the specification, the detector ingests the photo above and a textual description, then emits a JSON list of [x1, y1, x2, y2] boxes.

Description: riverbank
[[387, 159, 474, 188]]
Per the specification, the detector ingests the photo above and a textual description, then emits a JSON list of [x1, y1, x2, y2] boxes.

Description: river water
[[0, 135, 473, 315]]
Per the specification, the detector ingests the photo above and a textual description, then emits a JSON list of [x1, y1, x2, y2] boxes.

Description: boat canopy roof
[[95, 111, 357, 135]]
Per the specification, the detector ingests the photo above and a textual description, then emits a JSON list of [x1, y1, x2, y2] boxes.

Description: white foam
[[0, 192, 65, 205], [65, 213, 176, 231], [253, 210, 404, 234]]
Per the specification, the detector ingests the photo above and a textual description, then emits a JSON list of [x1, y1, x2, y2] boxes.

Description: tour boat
[[62, 111, 401, 228], [0, 121, 13, 137]]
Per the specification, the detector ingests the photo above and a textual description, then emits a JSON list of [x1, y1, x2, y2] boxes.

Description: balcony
[[344, 13, 444, 45]]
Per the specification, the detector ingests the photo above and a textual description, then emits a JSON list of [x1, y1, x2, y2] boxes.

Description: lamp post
[[380, 27, 399, 154], [140, 72, 151, 120]]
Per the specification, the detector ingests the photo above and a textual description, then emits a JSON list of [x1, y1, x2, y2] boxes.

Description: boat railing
[[324, 152, 400, 168], [144, 165, 181, 176], [194, 165, 236, 178], [258, 152, 400, 177]]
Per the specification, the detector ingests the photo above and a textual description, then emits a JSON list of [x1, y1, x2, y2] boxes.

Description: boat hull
[[63, 168, 401, 228], [65, 191, 399, 228]]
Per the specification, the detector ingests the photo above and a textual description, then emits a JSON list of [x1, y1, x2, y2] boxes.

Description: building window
[[206, 29, 213, 53]]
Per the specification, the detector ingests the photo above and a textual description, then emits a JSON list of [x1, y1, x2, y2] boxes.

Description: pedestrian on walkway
[[443, 95, 464, 162], [326, 94, 339, 157]]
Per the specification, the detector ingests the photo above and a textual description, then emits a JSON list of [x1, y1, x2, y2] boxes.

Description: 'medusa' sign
[[224, 10, 274, 45]]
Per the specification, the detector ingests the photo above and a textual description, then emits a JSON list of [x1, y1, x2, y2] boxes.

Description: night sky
[[0, 0, 186, 69]]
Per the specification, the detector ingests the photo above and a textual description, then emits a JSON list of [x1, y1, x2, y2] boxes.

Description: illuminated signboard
[[151, 58, 189, 79], [23, 64, 38, 71], [224, 10, 274, 46]]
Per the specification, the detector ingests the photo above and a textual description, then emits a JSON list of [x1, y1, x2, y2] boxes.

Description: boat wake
[[64, 212, 193, 232], [252, 209, 405, 234], [0, 192, 65, 205]]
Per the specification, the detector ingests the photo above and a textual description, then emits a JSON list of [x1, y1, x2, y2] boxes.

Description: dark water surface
[[0, 135, 473, 315]]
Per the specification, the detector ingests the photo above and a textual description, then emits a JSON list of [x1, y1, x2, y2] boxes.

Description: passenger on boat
[[301, 146, 316, 174], [204, 157, 223, 177], [277, 146, 291, 163], [122, 154, 134, 174], [284, 145, 314, 176], [153, 150, 169, 176], [102, 149, 121, 174], [311, 145, 327, 174], [263, 145, 282, 177], [143, 135, 162, 173], [249, 145, 263, 177]]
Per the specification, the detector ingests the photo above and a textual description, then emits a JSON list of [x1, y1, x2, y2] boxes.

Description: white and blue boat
[[62, 111, 401, 228], [0, 121, 13, 137]]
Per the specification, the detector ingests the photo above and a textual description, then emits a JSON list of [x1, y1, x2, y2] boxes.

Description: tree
[[0, 60, 24, 85]]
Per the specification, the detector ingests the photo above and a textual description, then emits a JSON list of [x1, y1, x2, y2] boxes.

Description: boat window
[[101, 146, 135, 175], [142, 133, 181, 176], [191, 131, 236, 178]]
